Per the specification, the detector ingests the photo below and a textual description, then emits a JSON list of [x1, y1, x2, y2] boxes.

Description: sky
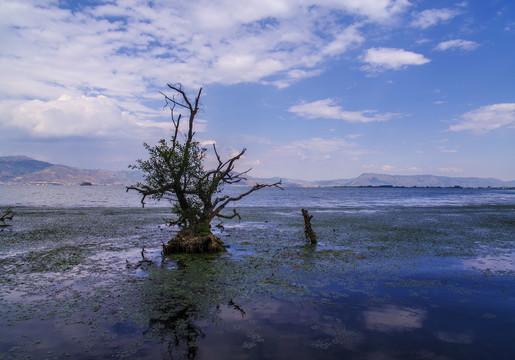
[[0, 0, 514, 181]]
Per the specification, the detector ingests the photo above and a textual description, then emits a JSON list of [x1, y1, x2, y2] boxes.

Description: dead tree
[[301, 209, 317, 244], [0, 208, 14, 229], [127, 84, 282, 253]]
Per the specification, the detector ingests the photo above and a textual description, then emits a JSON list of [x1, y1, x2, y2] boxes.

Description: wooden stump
[[301, 209, 317, 244]]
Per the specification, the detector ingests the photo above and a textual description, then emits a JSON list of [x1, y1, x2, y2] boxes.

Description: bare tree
[[127, 84, 282, 253]]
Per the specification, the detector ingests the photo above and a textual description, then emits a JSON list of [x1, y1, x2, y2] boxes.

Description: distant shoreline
[[1, 182, 513, 190], [325, 185, 515, 190], [1, 156, 514, 188]]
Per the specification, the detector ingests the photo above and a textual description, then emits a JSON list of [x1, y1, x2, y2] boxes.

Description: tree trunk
[[301, 209, 317, 244], [163, 225, 226, 254]]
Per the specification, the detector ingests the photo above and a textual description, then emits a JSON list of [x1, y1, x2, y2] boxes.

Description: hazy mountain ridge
[[244, 173, 515, 188], [1, 156, 514, 187], [336, 173, 515, 188], [0, 156, 141, 185], [0, 156, 54, 181]]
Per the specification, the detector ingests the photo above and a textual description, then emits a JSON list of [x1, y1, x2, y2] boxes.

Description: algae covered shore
[[1, 188, 514, 359]]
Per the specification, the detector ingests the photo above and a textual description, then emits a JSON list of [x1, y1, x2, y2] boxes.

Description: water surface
[[0, 186, 513, 359]]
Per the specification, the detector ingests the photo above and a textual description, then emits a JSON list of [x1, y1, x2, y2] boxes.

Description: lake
[[0, 185, 514, 359], [1, 184, 514, 208]]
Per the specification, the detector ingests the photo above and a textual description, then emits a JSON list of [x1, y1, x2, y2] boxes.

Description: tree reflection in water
[[147, 300, 205, 360], [139, 254, 245, 360]]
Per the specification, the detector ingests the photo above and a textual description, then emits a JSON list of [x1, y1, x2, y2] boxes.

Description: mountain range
[[0, 156, 141, 185], [1, 155, 514, 188]]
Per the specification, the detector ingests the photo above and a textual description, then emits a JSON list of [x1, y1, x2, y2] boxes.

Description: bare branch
[[167, 84, 193, 110], [213, 143, 222, 166], [1, 208, 14, 227], [215, 209, 242, 221], [212, 181, 283, 220]]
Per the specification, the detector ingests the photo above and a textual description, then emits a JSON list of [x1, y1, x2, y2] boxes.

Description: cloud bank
[[0, 0, 411, 102], [1, 0, 512, 180], [0, 0, 415, 141], [411, 8, 461, 29], [289, 99, 400, 123], [449, 103, 515, 134], [435, 39, 479, 51]]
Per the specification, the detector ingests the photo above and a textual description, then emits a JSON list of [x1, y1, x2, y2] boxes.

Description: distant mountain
[[331, 173, 515, 188], [249, 173, 515, 188], [0, 156, 53, 181], [0, 156, 141, 185], [1, 156, 514, 188], [243, 176, 316, 187]]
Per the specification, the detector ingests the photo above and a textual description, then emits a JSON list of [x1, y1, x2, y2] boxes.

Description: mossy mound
[[163, 229, 226, 254]]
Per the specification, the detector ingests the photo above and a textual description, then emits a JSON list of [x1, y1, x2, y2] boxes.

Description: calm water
[[1, 185, 514, 359], [1, 184, 514, 208]]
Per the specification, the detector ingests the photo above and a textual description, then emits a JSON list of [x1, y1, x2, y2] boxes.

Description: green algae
[[0, 203, 514, 359], [13, 244, 90, 273]]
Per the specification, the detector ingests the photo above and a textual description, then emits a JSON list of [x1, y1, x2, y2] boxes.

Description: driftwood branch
[[301, 209, 317, 244], [0, 208, 14, 228]]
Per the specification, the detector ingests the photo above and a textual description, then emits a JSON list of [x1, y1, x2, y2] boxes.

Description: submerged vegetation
[[128, 84, 281, 253], [1, 196, 514, 359]]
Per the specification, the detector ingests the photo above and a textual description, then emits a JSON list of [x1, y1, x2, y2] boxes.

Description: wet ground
[[0, 205, 514, 359]]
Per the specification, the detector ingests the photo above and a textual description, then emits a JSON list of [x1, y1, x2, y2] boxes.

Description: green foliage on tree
[[127, 84, 281, 242]]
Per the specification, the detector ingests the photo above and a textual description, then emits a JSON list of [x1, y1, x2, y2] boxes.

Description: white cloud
[[411, 8, 461, 29], [277, 136, 360, 163], [448, 103, 515, 134], [320, 25, 365, 56], [289, 98, 400, 122], [186, 1, 293, 30], [360, 47, 430, 72], [0, 0, 399, 105], [435, 39, 479, 51], [1, 0, 414, 141], [329, 0, 412, 22], [438, 146, 458, 153], [415, 38, 432, 45], [438, 167, 463, 174], [362, 164, 420, 173], [200, 140, 217, 146], [287, 137, 355, 154], [6, 95, 131, 137], [2, 94, 171, 138]]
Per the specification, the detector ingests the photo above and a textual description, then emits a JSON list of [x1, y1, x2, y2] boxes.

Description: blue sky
[[0, 0, 514, 181]]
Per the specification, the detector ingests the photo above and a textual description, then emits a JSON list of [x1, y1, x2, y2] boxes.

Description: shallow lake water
[[0, 186, 514, 359]]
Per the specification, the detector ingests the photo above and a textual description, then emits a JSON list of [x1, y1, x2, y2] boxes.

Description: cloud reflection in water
[[364, 305, 427, 333], [461, 253, 515, 272]]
